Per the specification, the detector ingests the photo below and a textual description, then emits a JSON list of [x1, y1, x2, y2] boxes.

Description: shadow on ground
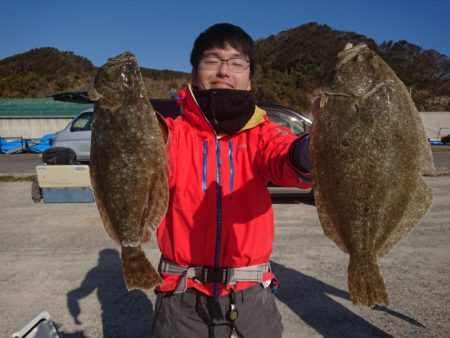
[[271, 260, 399, 338], [54, 251, 423, 338], [60, 249, 154, 338]]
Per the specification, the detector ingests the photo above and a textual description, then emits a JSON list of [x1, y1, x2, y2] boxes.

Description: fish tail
[[348, 255, 388, 307], [121, 246, 162, 290]]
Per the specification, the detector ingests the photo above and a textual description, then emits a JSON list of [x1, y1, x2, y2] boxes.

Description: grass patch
[[0, 175, 37, 182]]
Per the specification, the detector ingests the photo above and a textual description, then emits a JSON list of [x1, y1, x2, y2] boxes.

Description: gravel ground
[[0, 177, 449, 338]]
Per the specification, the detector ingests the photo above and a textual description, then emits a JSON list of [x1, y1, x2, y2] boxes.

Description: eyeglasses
[[199, 56, 250, 73]]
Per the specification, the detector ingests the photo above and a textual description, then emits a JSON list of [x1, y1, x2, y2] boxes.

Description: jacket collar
[[177, 84, 266, 138]]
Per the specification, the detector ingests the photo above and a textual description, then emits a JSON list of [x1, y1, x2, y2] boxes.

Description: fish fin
[[90, 145, 121, 245], [121, 246, 162, 290], [88, 77, 103, 101], [419, 135, 436, 177], [314, 190, 349, 254], [144, 165, 169, 231], [348, 255, 388, 307], [421, 151, 436, 177], [378, 178, 433, 257], [410, 88, 436, 177]]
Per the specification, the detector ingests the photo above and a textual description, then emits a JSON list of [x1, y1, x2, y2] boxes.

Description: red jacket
[[156, 86, 312, 296]]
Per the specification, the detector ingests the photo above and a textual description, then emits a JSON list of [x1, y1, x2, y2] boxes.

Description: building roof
[[0, 98, 93, 118]]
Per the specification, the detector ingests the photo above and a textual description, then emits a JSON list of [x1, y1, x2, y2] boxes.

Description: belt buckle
[[205, 267, 227, 283]]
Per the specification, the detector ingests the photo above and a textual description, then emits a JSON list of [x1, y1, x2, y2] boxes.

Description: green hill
[[253, 22, 450, 111], [0, 47, 190, 99], [1, 23, 449, 111], [0, 47, 95, 97]]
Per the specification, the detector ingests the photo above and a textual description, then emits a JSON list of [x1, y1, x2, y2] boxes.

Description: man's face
[[192, 44, 251, 91]]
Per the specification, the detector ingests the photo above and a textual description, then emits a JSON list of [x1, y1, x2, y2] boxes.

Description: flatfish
[[88, 52, 168, 289], [310, 44, 435, 306]]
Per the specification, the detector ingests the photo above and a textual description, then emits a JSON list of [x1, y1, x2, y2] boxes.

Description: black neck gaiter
[[193, 88, 255, 135]]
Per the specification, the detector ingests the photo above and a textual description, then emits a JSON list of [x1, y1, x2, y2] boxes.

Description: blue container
[[42, 187, 95, 203]]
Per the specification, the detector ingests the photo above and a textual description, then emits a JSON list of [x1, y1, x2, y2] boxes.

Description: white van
[[51, 108, 92, 162]]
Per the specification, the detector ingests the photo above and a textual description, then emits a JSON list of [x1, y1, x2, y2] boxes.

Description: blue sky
[[1, 0, 449, 72]]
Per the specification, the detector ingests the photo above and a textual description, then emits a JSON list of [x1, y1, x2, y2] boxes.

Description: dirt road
[[0, 177, 449, 337]]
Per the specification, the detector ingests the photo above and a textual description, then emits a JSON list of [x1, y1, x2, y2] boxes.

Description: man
[[152, 23, 312, 338]]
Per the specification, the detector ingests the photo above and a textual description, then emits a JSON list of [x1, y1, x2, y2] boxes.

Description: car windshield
[[266, 110, 308, 135]]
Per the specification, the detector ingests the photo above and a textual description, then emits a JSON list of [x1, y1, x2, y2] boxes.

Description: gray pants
[[152, 284, 283, 338]]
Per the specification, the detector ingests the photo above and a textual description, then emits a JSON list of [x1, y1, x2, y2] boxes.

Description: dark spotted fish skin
[[311, 44, 435, 307], [89, 52, 167, 289]]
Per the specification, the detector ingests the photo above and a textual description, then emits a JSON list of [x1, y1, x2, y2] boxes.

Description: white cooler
[[36, 165, 94, 203], [11, 311, 60, 338]]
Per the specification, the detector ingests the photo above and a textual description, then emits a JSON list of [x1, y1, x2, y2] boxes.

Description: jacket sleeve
[[255, 121, 312, 189], [288, 132, 311, 173]]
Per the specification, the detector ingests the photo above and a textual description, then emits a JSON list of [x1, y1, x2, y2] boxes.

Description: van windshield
[[71, 113, 92, 132]]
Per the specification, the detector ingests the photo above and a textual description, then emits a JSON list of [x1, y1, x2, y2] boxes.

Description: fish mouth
[[338, 44, 367, 65], [107, 51, 137, 65]]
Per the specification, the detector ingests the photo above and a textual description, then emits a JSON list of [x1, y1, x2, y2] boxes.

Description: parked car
[[50, 108, 92, 161], [51, 99, 312, 195], [50, 100, 181, 162]]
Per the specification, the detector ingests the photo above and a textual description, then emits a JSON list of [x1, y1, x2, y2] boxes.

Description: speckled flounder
[[88, 52, 168, 290], [310, 44, 435, 307]]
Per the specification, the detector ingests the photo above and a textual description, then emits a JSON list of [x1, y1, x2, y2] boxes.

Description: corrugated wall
[[0, 98, 93, 138], [0, 98, 93, 117]]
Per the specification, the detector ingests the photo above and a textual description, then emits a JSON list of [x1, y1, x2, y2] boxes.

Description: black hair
[[190, 23, 257, 77]]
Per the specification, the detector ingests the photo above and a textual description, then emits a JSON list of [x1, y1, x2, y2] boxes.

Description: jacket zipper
[[202, 140, 208, 192], [228, 140, 234, 193], [192, 88, 223, 301], [214, 139, 222, 301]]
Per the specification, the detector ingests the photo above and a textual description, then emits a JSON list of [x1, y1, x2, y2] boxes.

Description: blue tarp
[[27, 134, 53, 153], [0, 138, 25, 153], [0, 134, 54, 154]]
